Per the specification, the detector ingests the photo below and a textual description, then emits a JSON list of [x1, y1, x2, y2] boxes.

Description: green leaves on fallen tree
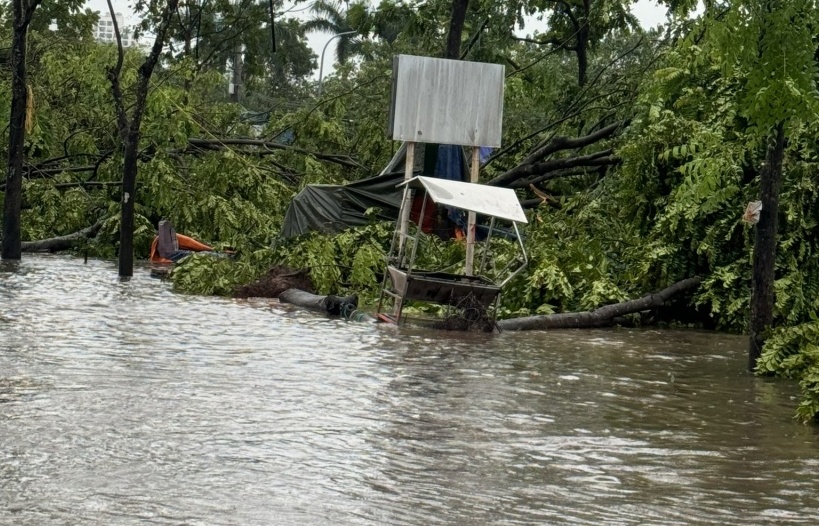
[[171, 220, 393, 299], [757, 322, 819, 423]]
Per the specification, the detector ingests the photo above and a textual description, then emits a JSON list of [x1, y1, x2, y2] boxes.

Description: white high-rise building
[[94, 12, 134, 47]]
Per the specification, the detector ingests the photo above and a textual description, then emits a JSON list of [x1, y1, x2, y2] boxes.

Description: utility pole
[[230, 43, 242, 102], [229, 0, 242, 103]]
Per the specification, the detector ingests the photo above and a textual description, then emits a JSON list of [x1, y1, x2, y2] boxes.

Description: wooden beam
[[465, 146, 479, 275], [398, 141, 415, 257]]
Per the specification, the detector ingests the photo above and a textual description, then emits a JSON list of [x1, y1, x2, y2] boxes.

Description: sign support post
[[465, 146, 479, 275], [398, 142, 415, 257]]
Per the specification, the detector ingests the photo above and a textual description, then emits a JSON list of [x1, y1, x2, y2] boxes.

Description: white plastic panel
[[402, 176, 527, 223]]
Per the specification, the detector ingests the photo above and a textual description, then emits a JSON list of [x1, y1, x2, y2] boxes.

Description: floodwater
[[1, 255, 818, 525]]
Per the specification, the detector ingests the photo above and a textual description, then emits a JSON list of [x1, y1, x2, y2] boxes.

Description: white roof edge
[[400, 176, 528, 223]]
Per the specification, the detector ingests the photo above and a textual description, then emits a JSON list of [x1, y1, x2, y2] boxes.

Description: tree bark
[[576, 0, 590, 86], [576, 29, 588, 87], [748, 123, 786, 370], [444, 0, 469, 59], [498, 277, 701, 331], [21, 220, 104, 252], [2, 0, 41, 260]]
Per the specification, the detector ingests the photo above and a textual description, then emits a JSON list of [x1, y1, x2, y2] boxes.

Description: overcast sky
[[85, 0, 670, 77]]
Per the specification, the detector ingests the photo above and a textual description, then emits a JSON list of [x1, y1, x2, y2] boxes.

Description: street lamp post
[[318, 31, 356, 97]]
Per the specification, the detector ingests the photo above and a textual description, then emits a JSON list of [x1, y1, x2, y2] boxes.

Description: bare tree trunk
[[748, 123, 786, 370], [106, 0, 180, 277], [576, 0, 590, 86], [2, 0, 41, 260], [498, 277, 701, 331], [576, 26, 588, 86], [444, 0, 469, 59]]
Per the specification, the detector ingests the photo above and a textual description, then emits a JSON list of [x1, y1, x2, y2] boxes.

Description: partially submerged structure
[[376, 176, 528, 328], [375, 55, 527, 329], [282, 54, 527, 330]]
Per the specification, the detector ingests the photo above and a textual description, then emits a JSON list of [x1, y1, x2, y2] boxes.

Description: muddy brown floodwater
[[1, 254, 818, 525]]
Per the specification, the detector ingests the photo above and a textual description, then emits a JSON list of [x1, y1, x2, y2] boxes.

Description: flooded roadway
[[1, 255, 818, 525]]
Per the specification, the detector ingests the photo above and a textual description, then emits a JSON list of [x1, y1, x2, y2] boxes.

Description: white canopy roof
[[400, 176, 528, 224]]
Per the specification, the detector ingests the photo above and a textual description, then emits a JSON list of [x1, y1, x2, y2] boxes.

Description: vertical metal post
[[479, 216, 496, 275], [465, 146, 479, 275], [231, 43, 242, 102]]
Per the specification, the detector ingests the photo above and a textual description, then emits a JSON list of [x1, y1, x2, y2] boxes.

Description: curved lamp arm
[[318, 30, 357, 96]]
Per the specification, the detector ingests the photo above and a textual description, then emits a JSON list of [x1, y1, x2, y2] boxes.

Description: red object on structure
[[410, 194, 436, 233]]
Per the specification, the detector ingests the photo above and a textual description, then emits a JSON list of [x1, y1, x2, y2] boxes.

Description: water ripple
[[1, 255, 818, 525]]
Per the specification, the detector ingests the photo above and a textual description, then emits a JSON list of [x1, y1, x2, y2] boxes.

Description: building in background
[[94, 12, 134, 47]]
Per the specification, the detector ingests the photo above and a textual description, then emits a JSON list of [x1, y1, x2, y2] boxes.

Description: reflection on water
[[1, 254, 818, 525]]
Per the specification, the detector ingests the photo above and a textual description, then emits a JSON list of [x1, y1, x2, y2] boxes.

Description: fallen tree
[[20, 220, 104, 253], [498, 277, 701, 331]]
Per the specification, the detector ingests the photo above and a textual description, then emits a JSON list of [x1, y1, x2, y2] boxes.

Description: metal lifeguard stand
[[376, 55, 528, 327]]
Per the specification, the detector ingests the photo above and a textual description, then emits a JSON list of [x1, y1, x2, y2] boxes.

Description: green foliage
[[171, 220, 392, 299], [611, 3, 819, 421], [171, 248, 278, 296], [704, 0, 819, 133], [757, 322, 819, 423]]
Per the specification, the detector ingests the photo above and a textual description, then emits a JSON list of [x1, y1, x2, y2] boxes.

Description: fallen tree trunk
[[21, 220, 104, 253], [498, 277, 701, 331]]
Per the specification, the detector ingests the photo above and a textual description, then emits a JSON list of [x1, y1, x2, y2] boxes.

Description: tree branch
[[514, 168, 591, 189], [522, 121, 623, 167], [132, 0, 181, 134], [185, 138, 364, 169], [20, 0, 43, 29], [488, 121, 623, 187], [21, 220, 105, 253]]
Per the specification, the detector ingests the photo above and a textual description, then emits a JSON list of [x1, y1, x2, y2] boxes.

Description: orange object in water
[[149, 234, 213, 263]]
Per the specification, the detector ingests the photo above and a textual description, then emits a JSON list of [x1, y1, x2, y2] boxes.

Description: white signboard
[[388, 55, 505, 148]]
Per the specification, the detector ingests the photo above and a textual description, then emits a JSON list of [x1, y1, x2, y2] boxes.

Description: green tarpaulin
[[281, 143, 468, 238], [281, 172, 404, 238]]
